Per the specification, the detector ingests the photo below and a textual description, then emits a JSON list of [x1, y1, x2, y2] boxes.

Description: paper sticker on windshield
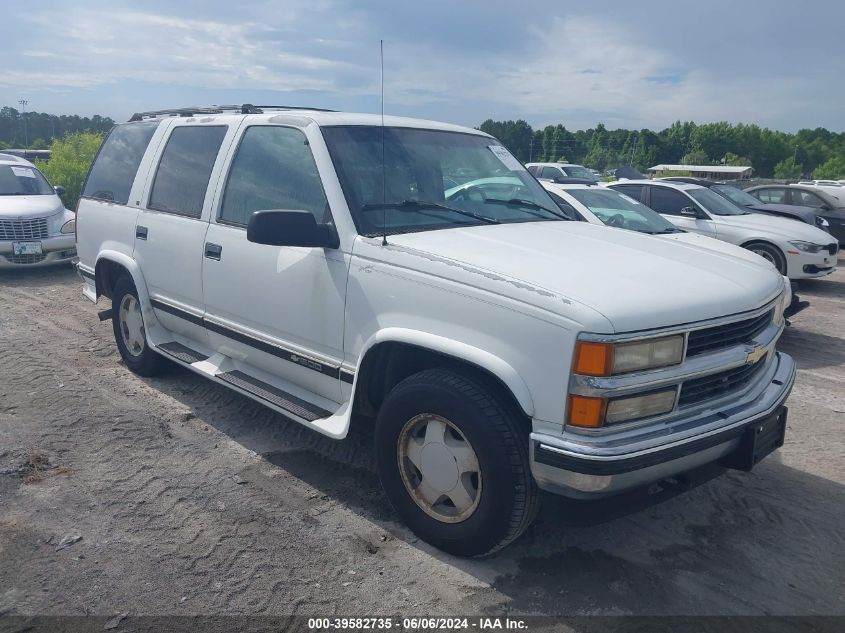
[[11, 166, 36, 178], [488, 145, 524, 171]]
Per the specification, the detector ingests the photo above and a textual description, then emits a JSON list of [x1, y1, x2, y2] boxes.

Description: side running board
[[158, 341, 209, 364], [217, 370, 331, 422]]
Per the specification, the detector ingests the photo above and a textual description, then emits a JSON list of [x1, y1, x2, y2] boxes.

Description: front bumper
[[530, 350, 796, 498], [786, 248, 837, 279], [0, 234, 77, 268]]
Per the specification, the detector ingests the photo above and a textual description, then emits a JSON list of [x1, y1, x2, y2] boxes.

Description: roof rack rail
[[128, 103, 335, 122]]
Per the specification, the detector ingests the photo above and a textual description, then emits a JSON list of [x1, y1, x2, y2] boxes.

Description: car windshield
[[322, 126, 564, 236], [567, 188, 681, 233], [0, 164, 54, 195], [563, 165, 596, 180], [687, 187, 750, 215], [712, 184, 763, 207]]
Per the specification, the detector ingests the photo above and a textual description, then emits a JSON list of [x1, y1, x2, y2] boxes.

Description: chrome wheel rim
[[397, 414, 481, 523], [118, 295, 145, 357]]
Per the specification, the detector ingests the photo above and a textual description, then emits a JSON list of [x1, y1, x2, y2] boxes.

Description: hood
[[382, 221, 785, 333], [749, 203, 816, 223], [716, 211, 834, 243], [0, 194, 64, 219], [659, 231, 773, 269]]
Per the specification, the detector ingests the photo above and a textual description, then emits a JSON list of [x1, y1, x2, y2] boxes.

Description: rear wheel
[[111, 275, 167, 376], [745, 242, 787, 275], [374, 368, 539, 557]]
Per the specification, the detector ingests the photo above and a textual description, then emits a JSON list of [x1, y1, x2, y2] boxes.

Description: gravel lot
[[1, 259, 843, 619]]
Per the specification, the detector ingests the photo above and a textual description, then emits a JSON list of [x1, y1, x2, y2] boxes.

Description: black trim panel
[[149, 298, 349, 382], [150, 299, 203, 326], [534, 406, 787, 476], [79, 268, 96, 280], [158, 341, 209, 364]]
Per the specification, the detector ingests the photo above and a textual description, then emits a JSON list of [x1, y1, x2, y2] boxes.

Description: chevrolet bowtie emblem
[[745, 345, 767, 364]]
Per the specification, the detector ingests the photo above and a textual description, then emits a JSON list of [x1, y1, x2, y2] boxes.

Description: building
[[648, 164, 752, 180]]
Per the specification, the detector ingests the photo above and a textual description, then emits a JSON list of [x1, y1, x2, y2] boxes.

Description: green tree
[[724, 152, 752, 166], [813, 156, 845, 179], [773, 158, 802, 180], [681, 150, 709, 165], [36, 132, 105, 209]]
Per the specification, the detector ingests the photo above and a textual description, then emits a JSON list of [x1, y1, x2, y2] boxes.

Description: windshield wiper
[[362, 200, 500, 225], [483, 198, 569, 220], [653, 228, 684, 234]]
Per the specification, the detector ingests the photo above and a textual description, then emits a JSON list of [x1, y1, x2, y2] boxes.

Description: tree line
[[0, 106, 115, 150], [478, 119, 845, 179]]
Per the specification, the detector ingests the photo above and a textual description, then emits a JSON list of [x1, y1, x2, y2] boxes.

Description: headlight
[[788, 241, 823, 253], [573, 335, 684, 377], [818, 218, 830, 228], [61, 219, 76, 234]]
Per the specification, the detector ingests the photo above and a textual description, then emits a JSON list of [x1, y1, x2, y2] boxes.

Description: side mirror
[[247, 210, 339, 249], [54, 185, 65, 197], [680, 206, 704, 218]]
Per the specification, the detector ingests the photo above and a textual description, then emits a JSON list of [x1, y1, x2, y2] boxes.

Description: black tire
[[374, 368, 539, 557], [111, 274, 167, 377], [745, 241, 787, 275]]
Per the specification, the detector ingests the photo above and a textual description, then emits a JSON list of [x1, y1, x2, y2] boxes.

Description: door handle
[[205, 242, 222, 260], [136, 225, 148, 240]]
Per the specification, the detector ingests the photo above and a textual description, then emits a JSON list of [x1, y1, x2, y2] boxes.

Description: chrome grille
[[4, 253, 47, 265], [686, 310, 773, 357], [679, 357, 768, 407], [0, 217, 50, 240]]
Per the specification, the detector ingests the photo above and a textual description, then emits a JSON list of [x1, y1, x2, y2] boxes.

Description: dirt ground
[[1, 258, 843, 620]]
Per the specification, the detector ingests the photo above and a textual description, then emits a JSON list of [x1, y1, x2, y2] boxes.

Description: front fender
[[355, 327, 536, 418]]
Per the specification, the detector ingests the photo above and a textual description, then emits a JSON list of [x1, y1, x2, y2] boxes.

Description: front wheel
[[374, 368, 539, 557], [745, 242, 787, 275]]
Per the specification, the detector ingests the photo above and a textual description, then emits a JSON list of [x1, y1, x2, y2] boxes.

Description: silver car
[[0, 153, 76, 268]]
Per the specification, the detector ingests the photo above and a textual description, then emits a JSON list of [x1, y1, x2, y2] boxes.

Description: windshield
[[567, 188, 681, 233], [687, 187, 749, 215], [712, 184, 762, 207], [322, 126, 563, 236], [563, 165, 597, 180], [0, 164, 54, 195]]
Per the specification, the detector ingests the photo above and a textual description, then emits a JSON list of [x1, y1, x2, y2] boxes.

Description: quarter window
[[610, 184, 643, 201], [82, 121, 159, 204], [219, 126, 329, 227], [648, 187, 690, 215], [148, 126, 227, 218], [540, 166, 561, 179]]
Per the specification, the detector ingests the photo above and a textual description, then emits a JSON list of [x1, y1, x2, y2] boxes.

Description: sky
[[1, 0, 843, 132]]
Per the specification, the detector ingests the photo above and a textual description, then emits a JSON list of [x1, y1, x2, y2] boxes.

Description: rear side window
[[540, 166, 561, 179], [610, 184, 643, 201], [219, 126, 329, 226], [148, 126, 227, 218], [526, 165, 540, 175], [792, 190, 825, 208], [82, 121, 159, 204], [648, 186, 690, 215], [756, 188, 786, 204]]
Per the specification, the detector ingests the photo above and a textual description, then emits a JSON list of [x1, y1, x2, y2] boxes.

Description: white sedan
[[605, 180, 839, 280], [541, 181, 778, 269]]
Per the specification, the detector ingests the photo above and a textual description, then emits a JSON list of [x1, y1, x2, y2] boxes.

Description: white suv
[[0, 153, 77, 268], [525, 162, 598, 182], [607, 179, 839, 280], [77, 105, 796, 556]]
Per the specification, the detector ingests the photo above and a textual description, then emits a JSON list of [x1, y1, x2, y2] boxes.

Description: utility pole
[[529, 137, 534, 162], [18, 99, 29, 150]]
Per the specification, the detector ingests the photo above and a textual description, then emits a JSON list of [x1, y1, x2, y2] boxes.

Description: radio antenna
[[380, 39, 388, 246]]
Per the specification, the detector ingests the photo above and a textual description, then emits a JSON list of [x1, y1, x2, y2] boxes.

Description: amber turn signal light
[[573, 341, 613, 377], [568, 395, 606, 428]]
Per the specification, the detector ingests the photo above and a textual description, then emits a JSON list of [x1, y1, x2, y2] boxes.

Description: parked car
[[525, 162, 598, 182], [798, 180, 843, 187], [0, 153, 76, 268], [607, 180, 839, 279], [543, 180, 808, 319], [662, 177, 829, 232], [77, 105, 796, 556], [744, 183, 845, 244]]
